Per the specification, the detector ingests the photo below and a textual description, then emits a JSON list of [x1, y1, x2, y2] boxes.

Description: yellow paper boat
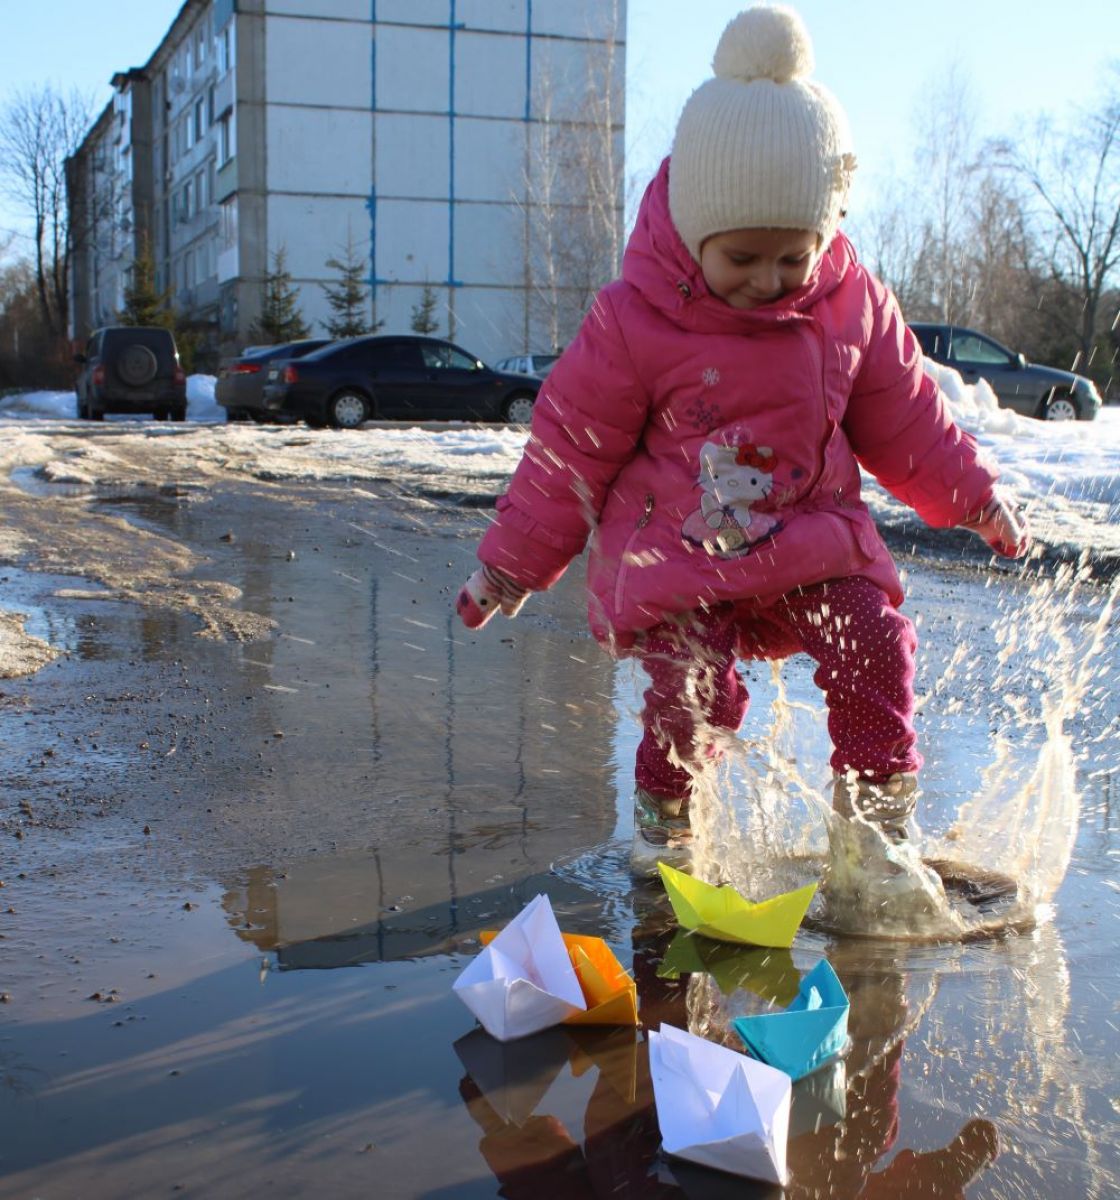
[[480, 929, 638, 1026], [657, 862, 817, 949]]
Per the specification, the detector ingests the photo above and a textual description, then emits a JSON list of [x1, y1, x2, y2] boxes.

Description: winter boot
[[825, 773, 947, 920], [832, 772, 919, 842], [630, 787, 693, 879]]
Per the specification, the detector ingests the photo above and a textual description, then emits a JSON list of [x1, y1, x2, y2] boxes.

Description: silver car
[[494, 352, 561, 380]]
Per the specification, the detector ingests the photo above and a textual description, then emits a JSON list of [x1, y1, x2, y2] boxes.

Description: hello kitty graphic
[[681, 441, 782, 555]]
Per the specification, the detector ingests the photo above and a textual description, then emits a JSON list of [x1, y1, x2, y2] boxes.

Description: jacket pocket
[[612, 493, 655, 617]]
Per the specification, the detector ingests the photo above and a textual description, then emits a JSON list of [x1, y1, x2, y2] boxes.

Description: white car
[[494, 353, 560, 380]]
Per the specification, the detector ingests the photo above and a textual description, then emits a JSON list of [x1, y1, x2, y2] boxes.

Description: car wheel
[[76, 399, 88, 419], [328, 390, 369, 429], [153, 408, 168, 421], [116, 344, 159, 386], [170, 406, 187, 422], [1043, 391, 1079, 421], [503, 392, 536, 424]]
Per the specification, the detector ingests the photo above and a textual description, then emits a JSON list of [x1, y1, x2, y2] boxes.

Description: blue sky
[[0, 0, 1116, 253]]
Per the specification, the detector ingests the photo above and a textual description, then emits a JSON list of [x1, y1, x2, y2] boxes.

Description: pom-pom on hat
[[668, 5, 856, 262]]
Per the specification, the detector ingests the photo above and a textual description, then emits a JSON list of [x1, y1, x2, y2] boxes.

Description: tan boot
[[832, 772, 918, 842], [630, 788, 693, 879]]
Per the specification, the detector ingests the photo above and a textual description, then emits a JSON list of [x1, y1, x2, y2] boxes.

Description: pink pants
[[634, 576, 921, 801]]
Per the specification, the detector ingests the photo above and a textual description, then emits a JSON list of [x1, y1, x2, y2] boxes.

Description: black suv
[[74, 326, 187, 421], [909, 322, 1101, 421], [259, 335, 542, 429]]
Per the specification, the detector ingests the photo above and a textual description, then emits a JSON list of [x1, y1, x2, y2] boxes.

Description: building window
[[193, 97, 206, 143], [195, 166, 208, 213], [219, 196, 238, 250], [218, 110, 235, 166], [185, 112, 195, 151], [216, 24, 234, 76], [195, 25, 208, 69]]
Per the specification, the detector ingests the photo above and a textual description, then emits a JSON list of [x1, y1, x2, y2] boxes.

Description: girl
[[456, 5, 1026, 880]]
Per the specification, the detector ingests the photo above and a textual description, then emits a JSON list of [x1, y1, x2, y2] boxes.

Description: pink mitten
[[961, 493, 1030, 558], [456, 565, 530, 629]]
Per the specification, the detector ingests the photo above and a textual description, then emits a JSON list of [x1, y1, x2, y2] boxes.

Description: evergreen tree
[[410, 283, 441, 335], [322, 233, 381, 337], [117, 236, 173, 328], [249, 247, 310, 344]]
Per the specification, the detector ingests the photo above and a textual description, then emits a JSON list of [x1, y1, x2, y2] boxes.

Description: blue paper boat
[[731, 959, 849, 1081]]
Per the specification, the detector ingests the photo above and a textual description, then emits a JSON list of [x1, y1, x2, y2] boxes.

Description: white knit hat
[[668, 5, 856, 261]]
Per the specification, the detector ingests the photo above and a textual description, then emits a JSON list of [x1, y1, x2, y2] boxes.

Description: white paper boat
[[453, 893, 586, 1041], [649, 1024, 790, 1184]]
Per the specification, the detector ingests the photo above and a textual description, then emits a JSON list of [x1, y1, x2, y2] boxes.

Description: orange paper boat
[[480, 928, 638, 1027]]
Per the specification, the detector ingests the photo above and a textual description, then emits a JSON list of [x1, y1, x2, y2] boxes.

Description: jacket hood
[[622, 158, 855, 333]]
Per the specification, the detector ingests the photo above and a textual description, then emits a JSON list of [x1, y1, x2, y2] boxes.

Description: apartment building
[[67, 0, 626, 364]]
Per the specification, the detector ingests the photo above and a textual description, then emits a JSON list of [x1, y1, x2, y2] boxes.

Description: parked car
[[494, 352, 561, 380], [910, 322, 1101, 421], [74, 326, 187, 420], [216, 338, 333, 421], [259, 335, 543, 429]]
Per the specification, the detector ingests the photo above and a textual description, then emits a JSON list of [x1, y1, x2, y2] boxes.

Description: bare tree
[[994, 70, 1120, 371], [515, 1, 625, 352], [0, 86, 94, 344]]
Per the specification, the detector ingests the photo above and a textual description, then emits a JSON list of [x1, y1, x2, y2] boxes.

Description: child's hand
[[456, 565, 530, 629], [961, 493, 1030, 558]]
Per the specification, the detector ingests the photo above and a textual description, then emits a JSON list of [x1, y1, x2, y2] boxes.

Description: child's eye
[[782, 255, 810, 266]]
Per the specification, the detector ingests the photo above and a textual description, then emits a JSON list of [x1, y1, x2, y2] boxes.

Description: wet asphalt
[[0, 466, 1117, 1198]]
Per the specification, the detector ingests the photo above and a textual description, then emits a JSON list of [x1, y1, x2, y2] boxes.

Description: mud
[[1, 437, 1117, 1198]]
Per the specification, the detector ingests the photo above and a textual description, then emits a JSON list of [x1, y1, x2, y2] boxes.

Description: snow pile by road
[[1, 366, 1117, 560]]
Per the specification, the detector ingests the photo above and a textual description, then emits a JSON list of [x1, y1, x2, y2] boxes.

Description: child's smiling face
[[698, 227, 820, 309]]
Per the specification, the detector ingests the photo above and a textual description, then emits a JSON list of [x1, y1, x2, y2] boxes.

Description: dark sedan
[[259, 335, 542, 429], [910, 322, 1101, 421], [216, 338, 333, 421]]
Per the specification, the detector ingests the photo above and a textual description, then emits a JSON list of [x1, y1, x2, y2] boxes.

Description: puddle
[[1, 488, 1117, 1197]]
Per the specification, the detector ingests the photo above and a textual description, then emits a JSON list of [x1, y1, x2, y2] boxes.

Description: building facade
[[67, 0, 626, 366]]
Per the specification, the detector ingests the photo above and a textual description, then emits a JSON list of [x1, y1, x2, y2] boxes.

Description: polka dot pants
[[634, 576, 921, 801]]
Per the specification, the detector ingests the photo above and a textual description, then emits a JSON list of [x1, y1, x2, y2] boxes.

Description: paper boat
[[481, 927, 638, 1027], [453, 1026, 571, 1127], [454, 894, 586, 1041], [649, 1023, 790, 1184], [657, 931, 801, 1006], [731, 959, 850, 1081], [658, 862, 817, 948]]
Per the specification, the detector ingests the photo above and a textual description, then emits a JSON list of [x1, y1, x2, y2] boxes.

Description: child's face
[[699, 227, 820, 309]]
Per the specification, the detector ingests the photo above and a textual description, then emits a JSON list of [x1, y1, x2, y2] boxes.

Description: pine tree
[[322, 233, 381, 338], [249, 247, 310, 344], [117, 237, 173, 328], [410, 283, 441, 335]]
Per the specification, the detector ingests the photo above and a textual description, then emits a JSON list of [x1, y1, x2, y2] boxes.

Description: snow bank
[[0, 375, 223, 424]]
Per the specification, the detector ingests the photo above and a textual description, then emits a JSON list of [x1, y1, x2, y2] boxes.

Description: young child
[[456, 5, 1027, 882]]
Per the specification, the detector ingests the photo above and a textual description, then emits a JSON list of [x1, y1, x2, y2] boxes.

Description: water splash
[[643, 564, 1117, 942]]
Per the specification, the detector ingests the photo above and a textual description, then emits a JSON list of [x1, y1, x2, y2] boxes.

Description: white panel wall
[[458, 0, 524, 34], [532, 0, 624, 40], [267, 194, 372, 280], [375, 0, 450, 26], [376, 25, 449, 112], [265, 15, 370, 108], [454, 202, 523, 287], [456, 31, 526, 118], [378, 282, 450, 338], [375, 113, 449, 198], [266, 107, 373, 194], [452, 287, 527, 362], [265, 0, 368, 17], [454, 118, 524, 203], [375, 199, 449, 282]]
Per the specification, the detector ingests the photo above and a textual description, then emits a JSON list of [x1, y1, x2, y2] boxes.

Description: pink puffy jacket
[[478, 160, 998, 651]]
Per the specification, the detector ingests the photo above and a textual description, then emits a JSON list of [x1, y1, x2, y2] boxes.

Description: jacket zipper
[[614, 493, 655, 615]]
